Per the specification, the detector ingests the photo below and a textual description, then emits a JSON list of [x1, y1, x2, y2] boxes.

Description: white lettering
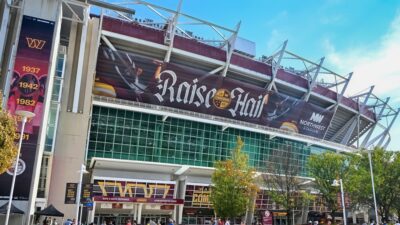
[[310, 112, 324, 123]]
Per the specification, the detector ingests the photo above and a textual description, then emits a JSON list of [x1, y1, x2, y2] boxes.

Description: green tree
[[0, 92, 18, 174], [347, 148, 400, 220], [307, 152, 349, 220], [210, 136, 259, 221], [265, 145, 314, 225]]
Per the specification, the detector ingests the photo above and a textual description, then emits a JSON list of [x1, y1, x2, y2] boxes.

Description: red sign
[[0, 15, 55, 200], [95, 46, 334, 139], [261, 210, 273, 225], [93, 196, 184, 204], [336, 192, 351, 209]]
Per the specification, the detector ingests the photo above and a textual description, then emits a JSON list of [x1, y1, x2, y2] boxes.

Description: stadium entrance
[[92, 202, 176, 225]]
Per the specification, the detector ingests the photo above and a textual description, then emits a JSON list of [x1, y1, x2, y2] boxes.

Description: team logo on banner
[[26, 37, 46, 50], [213, 89, 231, 109]]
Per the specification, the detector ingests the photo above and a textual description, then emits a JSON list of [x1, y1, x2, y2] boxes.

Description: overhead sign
[[94, 46, 334, 139], [65, 183, 78, 204], [93, 180, 175, 199], [0, 15, 55, 200], [185, 185, 212, 208], [94, 196, 184, 204]]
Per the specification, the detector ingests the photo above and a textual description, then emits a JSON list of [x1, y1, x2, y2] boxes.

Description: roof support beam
[[163, 0, 183, 63], [366, 108, 399, 148], [221, 22, 241, 77], [340, 72, 352, 96], [361, 97, 390, 148], [376, 108, 399, 147], [303, 57, 325, 102], [266, 40, 287, 92]]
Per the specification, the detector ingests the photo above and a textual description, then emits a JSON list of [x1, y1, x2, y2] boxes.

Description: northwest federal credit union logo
[[310, 112, 324, 123], [213, 89, 231, 109], [26, 37, 46, 50]]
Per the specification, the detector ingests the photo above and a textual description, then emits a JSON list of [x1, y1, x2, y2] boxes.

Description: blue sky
[[104, 0, 400, 149]]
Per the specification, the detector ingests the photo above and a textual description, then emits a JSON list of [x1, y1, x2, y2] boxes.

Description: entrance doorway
[[94, 214, 134, 225]]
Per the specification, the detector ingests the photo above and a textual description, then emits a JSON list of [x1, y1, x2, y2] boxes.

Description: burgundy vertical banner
[[261, 210, 273, 225], [0, 15, 55, 200]]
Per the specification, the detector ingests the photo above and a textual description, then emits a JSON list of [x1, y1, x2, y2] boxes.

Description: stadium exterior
[[0, 0, 399, 225]]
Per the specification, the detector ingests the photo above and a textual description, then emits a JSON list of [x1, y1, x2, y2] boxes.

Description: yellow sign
[[192, 187, 211, 207]]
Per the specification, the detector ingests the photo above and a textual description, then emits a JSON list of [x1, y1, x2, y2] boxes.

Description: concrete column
[[137, 203, 143, 225], [134, 204, 138, 221], [352, 211, 357, 224], [175, 178, 187, 225], [89, 201, 96, 223], [47, 16, 99, 220]]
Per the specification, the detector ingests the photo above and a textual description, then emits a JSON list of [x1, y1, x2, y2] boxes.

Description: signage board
[[81, 183, 93, 204], [94, 46, 334, 139], [65, 183, 78, 204], [0, 15, 55, 200], [261, 210, 273, 225]]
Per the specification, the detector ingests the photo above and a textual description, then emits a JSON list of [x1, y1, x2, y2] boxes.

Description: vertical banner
[[81, 183, 93, 204], [65, 183, 78, 204], [0, 15, 55, 200], [261, 210, 273, 225]]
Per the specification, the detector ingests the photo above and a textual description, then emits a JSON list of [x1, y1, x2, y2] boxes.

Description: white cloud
[[323, 13, 400, 150], [323, 13, 400, 98]]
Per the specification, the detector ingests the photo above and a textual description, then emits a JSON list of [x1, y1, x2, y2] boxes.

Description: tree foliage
[[210, 136, 259, 220], [0, 92, 18, 174], [347, 148, 400, 220], [264, 145, 314, 224], [307, 152, 349, 218]]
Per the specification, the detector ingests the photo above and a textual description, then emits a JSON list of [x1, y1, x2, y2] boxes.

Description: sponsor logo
[[26, 37, 46, 50], [6, 159, 26, 176], [213, 89, 231, 109], [310, 112, 324, 123]]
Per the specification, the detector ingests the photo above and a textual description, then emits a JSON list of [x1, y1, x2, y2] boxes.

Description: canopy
[[35, 204, 64, 217], [0, 202, 25, 214]]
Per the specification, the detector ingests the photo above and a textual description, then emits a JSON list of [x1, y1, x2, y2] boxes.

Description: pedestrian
[[395, 221, 400, 225], [225, 219, 230, 225], [126, 219, 132, 225]]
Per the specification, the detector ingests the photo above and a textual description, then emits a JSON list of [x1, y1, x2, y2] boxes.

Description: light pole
[[5, 110, 35, 225], [75, 164, 88, 224], [332, 179, 346, 225], [368, 150, 379, 225]]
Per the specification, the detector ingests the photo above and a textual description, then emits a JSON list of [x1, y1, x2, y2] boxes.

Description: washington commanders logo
[[26, 37, 46, 50], [213, 89, 232, 109]]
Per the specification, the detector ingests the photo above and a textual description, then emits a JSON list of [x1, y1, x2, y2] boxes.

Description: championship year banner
[[94, 46, 333, 139], [0, 15, 55, 200]]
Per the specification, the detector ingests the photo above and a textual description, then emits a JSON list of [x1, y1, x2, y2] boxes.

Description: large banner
[[94, 46, 333, 139], [0, 16, 55, 200]]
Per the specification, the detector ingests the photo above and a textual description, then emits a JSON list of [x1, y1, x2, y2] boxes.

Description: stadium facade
[[0, 0, 399, 225]]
